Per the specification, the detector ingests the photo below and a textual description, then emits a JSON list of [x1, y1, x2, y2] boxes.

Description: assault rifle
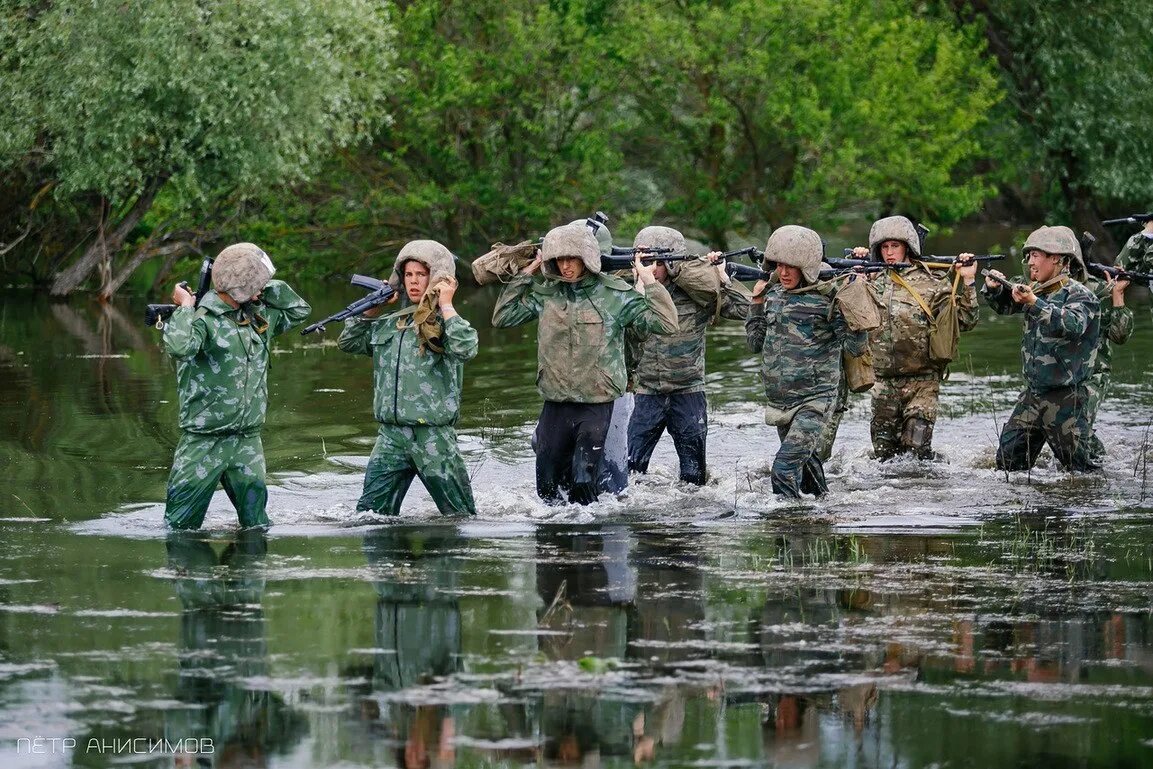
[[826, 257, 916, 271], [725, 261, 884, 283], [144, 255, 215, 328], [1087, 262, 1153, 287], [838, 248, 999, 265], [603, 245, 761, 272], [1102, 213, 1153, 227], [301, 274, 397, 335]]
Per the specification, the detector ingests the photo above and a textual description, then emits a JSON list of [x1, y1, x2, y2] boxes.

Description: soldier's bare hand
[[438, 277, 458, 307], [706, 250, 724, 264], [851, 246, 870, 259], [634, 253, 658, 285], [954, 253, 979, 284], [984, 269, 1006, 291], [751, 279, 769, 304], [1012, 283, 1036, 305], [361, 305, 386, 318], [1111, 277, 1130, 305], [172, 283, 194, 307], [522, 256, 543, 275]]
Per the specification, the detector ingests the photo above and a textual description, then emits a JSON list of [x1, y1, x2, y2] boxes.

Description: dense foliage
[[0, 0, 1148, 294]]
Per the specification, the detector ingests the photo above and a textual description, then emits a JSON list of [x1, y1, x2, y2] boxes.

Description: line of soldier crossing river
[[151, 212, 1153, 528]]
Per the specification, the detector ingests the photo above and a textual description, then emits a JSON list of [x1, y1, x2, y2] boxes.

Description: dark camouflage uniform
[[747, 284, 868, 498], [338, 309, 479, 516], [983, 275, 1101, 471], [1082, 275, 1134, 459], [627, 273, 749, 484], [162, 281, 312, 529], [1115, 231, 1153, 274], [870, 266, 979, 459]]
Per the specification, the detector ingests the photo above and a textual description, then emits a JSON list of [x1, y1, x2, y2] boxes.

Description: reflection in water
[[164, 531, 307, 768]]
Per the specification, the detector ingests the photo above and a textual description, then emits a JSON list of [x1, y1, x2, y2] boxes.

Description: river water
[[2, 228, 1152, 767]]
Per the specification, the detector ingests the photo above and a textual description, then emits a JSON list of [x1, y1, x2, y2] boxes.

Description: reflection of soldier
[[363, 527, 464, 768], [164, 530, 307, 767]]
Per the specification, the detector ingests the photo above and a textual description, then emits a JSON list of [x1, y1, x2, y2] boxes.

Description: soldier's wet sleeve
[[1105, 304, 1134, 345], [1114, 235, 1151, 273], [337, 316, 375, 356], [491, 274, 542, 328], [956, 281, 980, 332], [162, 307, 208, 358], [260, 280, 312, 336], [718, 281, 752, 321], [621, 280, 678, 335], [1026, 290, 1096, 338], [746, 303, 766, 353], [442, 315, 479, 362]]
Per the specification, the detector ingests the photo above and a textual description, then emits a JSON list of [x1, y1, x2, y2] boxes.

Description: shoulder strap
[[891, 271, 935, 321]]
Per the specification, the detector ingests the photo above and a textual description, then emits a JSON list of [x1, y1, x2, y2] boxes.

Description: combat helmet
[[633, 225, 687, 276], [541, 222, 601, 280], [1048, 226, 1086, 280], [569, 215, 613, 256], [763, 225, 824, 285], [212, 243, 276, 301], [388, 240, 457, 290], [867, 216, 921, 261]]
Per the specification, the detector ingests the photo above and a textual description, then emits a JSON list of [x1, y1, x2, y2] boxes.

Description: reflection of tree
[[164, 530, 307, 768]]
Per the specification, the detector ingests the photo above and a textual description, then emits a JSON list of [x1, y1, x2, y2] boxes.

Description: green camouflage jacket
[[1084, 275, 1133, 375], [337, 307, 478, 427], [746, 283, 868, 411], [163, 280, 311, 435], [493, 272, 678, 403], [1115, 232, 1153, 273], [627, 279, 750, 394], [869, 265, 979, 378], [983, 276, 1100, 392]]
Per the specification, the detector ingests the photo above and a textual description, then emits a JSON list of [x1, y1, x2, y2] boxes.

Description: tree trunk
[[49, 176, 166, 297], [100, 239, 194, 302]]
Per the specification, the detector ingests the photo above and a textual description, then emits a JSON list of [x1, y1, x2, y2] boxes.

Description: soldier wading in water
[[338, 240, 479, 517], [163, 243, 312, 529], [493, 222, 678, 505]]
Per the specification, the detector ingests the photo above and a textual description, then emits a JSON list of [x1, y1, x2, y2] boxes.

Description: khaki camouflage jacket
[[627, 279, 750, 394], [492, 272, 678, 404], [1115, 232, 1153, 273], [163, 280, 311, 435], [337, 307, 478, 427], [869, 265, 979, 378], [746, 283, 868, 411], [1084, 275, 1134, 375], [983, 276, 1100, 392]]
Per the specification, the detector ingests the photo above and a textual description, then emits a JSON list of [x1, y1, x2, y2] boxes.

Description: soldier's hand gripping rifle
[[1102, 213, 1153, 227], [725, 260, 887, 283], [601, 244, 753, 272], [826, 257, 917, 271], [300, 275, 397, 335], [981, 269, 1028, 296], [1087, 262, 1153, 287], [144, 254, 214, 328]]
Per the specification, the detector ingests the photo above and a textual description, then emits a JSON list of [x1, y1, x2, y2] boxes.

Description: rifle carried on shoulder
[[145, 255, 215, 328], [603, 245, 762, 273], [1102, 213, 1153, 227], [826, 257, 916, 271], [981, 269, 1026, 294], [301, 274, 397, 335], [725, 260, 890, 283], [1086, 262, 1153, 287]]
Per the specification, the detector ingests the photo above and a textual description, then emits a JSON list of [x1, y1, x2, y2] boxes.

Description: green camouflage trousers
[[773, 405, 830, 499], [815, 374, 849, 462], [871, 375, 940, 460], [1084, 372, 1110, 459], [166, 433, 268, 530], [358, 424, 476, 517], [996, 384, 1099, 472]]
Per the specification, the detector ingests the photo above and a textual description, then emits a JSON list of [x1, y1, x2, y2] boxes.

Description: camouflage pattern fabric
[[357, 424, 475, 516], [628, 279, 749, 394], [773, 405, 831, 499], [982, 276, 1101, 392], [163, 280, 311, 435], [815, 372, 849, 462], [162, 280, 310, 529], [1084, 275, 1134, 375], [870, 265, 979, 378], [746, 284, 869, 412], [996, 385, 1099, 472], [627, 392, 708, 484], [492, 272, 678, 404], [338, 311, 478, 426], [1084, 372, 1110, 461], [1115, 232, 1153, 273], [870, 375, 940, 460], [165, 434, 268, 529]]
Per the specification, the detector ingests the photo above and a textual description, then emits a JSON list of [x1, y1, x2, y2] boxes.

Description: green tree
[[0, 0, 395, 296], [946, 1, 1153, 249], [614, 0, 1002, 247]]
